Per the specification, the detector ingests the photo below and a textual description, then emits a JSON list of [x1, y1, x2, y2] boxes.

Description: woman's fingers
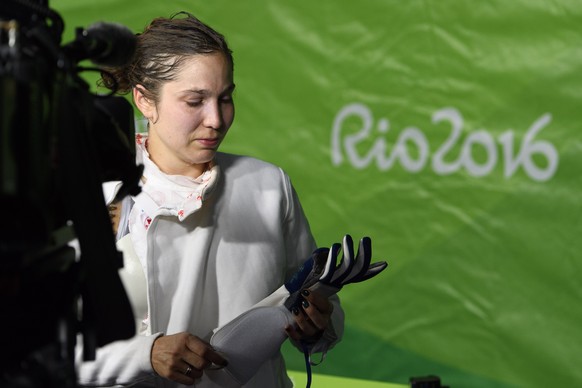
[[287, 289, 333, 341], [301, 289, 333, 330], [151, 332, 227, 385], [184, 334, 228, 370]]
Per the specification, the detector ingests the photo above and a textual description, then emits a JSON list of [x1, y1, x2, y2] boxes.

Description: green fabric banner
[[50, 0, 582, 386]]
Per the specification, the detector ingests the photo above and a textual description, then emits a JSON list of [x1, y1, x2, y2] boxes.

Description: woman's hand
[[151, 332, 228, 385], [285, 289, 333, 342]]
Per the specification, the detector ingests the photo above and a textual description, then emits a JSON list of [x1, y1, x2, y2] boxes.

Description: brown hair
[[100, 12, 233, 104]]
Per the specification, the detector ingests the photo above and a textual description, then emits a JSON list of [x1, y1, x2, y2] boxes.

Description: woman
[[78, 12, 343, 387]]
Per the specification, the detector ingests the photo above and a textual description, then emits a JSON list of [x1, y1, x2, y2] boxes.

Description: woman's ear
[[133, 85, 157, 122]]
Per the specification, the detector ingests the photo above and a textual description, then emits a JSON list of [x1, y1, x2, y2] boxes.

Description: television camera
[[1, 0, 142, 386]]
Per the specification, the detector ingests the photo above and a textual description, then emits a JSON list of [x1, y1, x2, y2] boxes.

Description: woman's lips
[[197, 138, 220, 147]]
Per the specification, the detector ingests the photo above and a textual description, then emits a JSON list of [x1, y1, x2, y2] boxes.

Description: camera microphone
[[63, 21, 136, 67]]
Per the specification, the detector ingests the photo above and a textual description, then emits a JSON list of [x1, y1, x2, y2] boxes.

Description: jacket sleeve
[[280, 169, 345, 355], [75, 229, 160, 387], [75, 332, 162, 387]]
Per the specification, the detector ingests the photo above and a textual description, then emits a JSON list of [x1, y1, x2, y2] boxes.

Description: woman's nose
[[203, 101, 222, 129]]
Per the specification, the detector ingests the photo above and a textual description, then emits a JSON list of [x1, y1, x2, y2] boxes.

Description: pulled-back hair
[[100, 12, 233, 103]]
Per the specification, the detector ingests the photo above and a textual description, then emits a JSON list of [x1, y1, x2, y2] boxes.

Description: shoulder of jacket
[[216, 152, 286, 176]]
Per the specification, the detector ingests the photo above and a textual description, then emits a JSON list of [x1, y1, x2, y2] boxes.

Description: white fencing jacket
[[77, 138, 344, 387]]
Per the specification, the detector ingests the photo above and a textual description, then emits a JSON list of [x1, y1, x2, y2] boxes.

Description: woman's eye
[[186, 100, 202, 107], [221, 95, 233, 103]]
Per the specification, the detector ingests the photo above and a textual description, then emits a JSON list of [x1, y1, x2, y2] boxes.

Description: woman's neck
[[145, 137, 209, 179]]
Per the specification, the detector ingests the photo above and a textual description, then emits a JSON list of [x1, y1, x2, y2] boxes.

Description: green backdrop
[[50, 0, 582, 386]]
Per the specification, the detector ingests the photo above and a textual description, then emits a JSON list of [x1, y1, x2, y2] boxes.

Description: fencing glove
[[209, 235, 388, 385]]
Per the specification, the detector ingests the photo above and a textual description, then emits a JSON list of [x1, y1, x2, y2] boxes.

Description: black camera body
[[1, 1, 141, 386]]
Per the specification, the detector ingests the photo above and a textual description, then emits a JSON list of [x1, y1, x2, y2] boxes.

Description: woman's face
[[137, 53, 235, 177]]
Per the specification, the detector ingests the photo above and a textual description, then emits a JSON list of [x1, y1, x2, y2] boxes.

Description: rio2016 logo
[[331, 103, 558, 182]]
